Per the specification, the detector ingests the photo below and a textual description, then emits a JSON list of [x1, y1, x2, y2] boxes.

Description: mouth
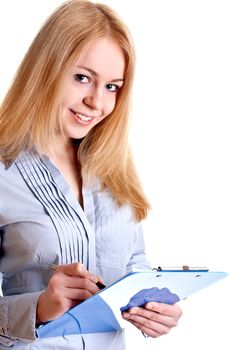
[[70, 109, 95, 125]]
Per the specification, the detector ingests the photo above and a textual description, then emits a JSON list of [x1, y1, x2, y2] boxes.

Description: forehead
[[76, 37, 125, 79]]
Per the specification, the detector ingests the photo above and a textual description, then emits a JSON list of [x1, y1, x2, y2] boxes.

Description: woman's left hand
[[122, 302, 182, 338]]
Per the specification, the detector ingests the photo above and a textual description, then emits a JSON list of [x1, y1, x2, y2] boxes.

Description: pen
[[95, 281, 106, 290], [50, 264, 106, 290]]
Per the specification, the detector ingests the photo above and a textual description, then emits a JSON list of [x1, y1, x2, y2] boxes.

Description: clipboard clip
[[154, 265, 209, 272]]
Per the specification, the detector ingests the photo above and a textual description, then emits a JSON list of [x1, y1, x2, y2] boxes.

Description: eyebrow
[[77, 65, 124, 83]]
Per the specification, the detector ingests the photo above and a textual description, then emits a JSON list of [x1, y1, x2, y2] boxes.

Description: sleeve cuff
[[1, 291, 43, 342]]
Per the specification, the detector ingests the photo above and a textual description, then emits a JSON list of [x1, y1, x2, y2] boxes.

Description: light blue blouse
[[0, 151, 150, 349]]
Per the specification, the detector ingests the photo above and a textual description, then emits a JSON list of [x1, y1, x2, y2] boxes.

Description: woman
[[0, 1, 182, 349]]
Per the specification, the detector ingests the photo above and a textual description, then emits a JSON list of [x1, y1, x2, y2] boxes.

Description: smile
[[76, 113, 93, 121], [70, 109, 95, 125]]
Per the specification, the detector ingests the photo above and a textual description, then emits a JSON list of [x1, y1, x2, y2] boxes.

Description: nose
[[83, 86, 103, 112]]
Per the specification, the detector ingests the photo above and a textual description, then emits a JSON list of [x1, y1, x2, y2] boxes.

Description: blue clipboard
[[37, 268, 227, 338]]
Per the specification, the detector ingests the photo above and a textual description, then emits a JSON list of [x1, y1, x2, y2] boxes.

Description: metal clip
[[154, 266, 209, 272]]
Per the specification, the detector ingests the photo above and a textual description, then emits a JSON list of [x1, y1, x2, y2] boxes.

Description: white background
[[0, 1, 232, 349]]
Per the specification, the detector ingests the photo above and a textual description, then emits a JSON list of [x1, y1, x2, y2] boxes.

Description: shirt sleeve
[[126, 223, 152, 272], [0, 291, 43, 346]]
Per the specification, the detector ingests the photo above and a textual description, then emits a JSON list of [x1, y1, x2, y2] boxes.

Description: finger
[[122, 306, 178, 328], [122, 311, 160, 331], [63, 287, 94, 301], [145, 302, 183, 319], [129, 319, 169, 338], [51, 273, 100, 295], [54, 263, 88, 276], [54, 263, 98, 283]]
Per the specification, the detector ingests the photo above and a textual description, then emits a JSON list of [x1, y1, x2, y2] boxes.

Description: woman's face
[[60, 36, 125, 142]]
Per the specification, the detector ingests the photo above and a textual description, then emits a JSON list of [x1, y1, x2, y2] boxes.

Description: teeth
[[76, 112, 92, 121]]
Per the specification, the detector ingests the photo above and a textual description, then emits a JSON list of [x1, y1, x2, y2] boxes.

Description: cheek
[[61, 84, 81, 107], [104, 95, 117, 116], [61, 92, 72, 108], [93, 98, 116, 126]]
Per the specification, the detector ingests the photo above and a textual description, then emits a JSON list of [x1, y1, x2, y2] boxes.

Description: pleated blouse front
[[15, 151, 95, 270]]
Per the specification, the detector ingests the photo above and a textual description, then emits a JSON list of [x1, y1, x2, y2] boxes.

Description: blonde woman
[[0, 1, 182, 349]]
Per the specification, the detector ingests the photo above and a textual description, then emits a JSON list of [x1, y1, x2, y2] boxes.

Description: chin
[[68, 130, 90, 140]]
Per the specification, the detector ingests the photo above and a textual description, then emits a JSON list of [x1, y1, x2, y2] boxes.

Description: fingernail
[[123, 313, 130, 319], [147, 302, 158, 310], [79, 264, 84, 272], [129, 308, 138, 314]]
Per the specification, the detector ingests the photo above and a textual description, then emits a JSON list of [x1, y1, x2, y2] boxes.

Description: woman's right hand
[[36, 263, 102, 324]]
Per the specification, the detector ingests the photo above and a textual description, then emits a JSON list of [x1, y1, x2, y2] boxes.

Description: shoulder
[[0, 159, 6, 169], [0, 159, 16, 178], [0, 160, 10, 179], [0, 161, 14, 216], [0, 159, 26, 196], [0, 156, 37, 223]]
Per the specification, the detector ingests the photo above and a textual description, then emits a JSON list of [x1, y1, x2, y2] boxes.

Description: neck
[[45, 137, 80, 161]]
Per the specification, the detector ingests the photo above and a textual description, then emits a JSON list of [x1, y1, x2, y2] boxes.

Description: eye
[[73, 74, 89, 83], [106, 84, 120, 93]]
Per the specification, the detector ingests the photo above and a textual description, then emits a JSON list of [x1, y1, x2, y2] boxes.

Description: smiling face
[[60, 36, 125, 144]]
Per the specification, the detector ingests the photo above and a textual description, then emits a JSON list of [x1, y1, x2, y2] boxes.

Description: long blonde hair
[[0, 0, 150, 221]]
